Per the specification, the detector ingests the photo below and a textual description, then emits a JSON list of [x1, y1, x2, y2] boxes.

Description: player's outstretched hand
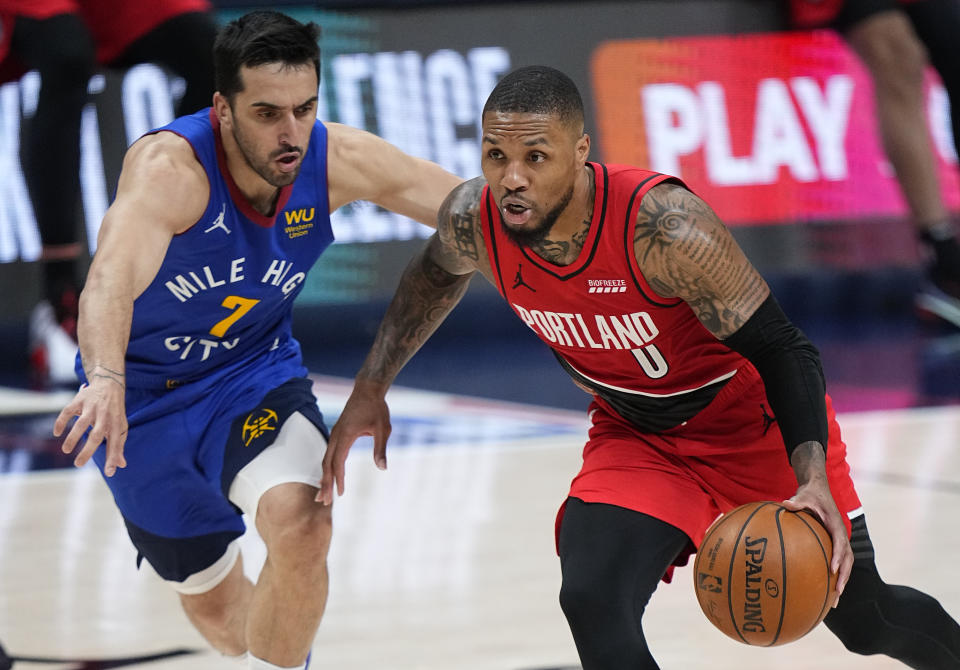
[[783, 477, 853, 608], [318, 381, 392, 505], [53, 371, 128, 476]]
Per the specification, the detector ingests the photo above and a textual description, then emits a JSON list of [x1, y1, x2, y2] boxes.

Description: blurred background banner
[[0, 0, 955, 323], [592, 30, 959, 225]]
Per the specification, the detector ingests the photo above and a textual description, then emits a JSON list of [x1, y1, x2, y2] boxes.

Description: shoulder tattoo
[[634, 182, 766, 336]]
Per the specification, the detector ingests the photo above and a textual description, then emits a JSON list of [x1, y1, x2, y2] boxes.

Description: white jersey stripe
[[565, 362, 739, 398]]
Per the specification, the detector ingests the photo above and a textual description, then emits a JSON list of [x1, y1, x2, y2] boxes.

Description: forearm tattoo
[[790, 441, 827, 486], [362, 244, 471, 384], [361, 180, 483, 384], [636, 183, 766, 337]]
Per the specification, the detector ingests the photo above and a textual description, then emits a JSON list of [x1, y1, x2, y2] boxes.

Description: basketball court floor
[[1, 368, 959, 670]]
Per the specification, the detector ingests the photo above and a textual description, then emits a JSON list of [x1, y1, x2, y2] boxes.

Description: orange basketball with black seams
[[693, 501, 837, 646]]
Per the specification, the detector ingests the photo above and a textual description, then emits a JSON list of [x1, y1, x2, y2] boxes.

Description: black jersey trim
[[554, 351, 730, 432], [484, 187, 509, 296], [519, 163, 609, 281], [624, 174, 685, 309]]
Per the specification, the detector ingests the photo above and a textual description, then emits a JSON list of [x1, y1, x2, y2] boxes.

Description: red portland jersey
[[481, 163, 749, 431]]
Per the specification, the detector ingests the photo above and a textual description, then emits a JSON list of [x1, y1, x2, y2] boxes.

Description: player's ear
[[213, 92, 233, 129], [576, 132, 590, 166]]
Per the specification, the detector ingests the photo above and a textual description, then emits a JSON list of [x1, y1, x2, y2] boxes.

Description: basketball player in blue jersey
[[51, 11, 461, 670]]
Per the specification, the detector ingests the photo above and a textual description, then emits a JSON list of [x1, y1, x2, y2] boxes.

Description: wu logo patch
[[284, 207, 315, 238], [242, 408, 278, 446], [204, 203, 230, 234], [587, 278, 627, 293], [512, 263, 536, 292]]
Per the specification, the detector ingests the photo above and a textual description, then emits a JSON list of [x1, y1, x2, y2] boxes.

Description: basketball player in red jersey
[[790, 0, 960, 327], [0, 0, 215, 386], [323, 66, 960, 668]]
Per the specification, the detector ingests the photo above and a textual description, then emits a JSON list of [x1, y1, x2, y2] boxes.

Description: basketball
[[693, 501, 837, 646]]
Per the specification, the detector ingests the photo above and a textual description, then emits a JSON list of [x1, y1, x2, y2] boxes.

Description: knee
[[558, 575, 596, 622], [560, 567, 631, 624], [823, 558, 884, 655], [825, 601, 885, 656], [257, 485, 333, 562]]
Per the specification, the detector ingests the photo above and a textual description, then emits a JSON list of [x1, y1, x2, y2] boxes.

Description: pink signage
[[591, 31, 959, 225]]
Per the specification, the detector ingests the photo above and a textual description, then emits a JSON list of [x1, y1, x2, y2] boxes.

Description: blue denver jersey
[[117, 108, 333, 389]]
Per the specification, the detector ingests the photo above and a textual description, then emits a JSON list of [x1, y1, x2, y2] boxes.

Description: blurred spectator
[[0, 0, 217, 386], [789, 0, 960, 327]]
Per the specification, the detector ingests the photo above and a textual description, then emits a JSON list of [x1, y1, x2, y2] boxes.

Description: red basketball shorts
[[557, 365, 862, 580]]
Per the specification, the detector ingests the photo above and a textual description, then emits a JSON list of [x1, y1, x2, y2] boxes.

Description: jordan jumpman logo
[[513, 263, 535, 292], [204, 204, 230, 234]]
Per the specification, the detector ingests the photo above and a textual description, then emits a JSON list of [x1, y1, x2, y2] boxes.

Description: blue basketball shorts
[[89, 352, 328, 589]]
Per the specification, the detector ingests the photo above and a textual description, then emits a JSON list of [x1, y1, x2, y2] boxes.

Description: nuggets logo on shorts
[[242, 408, 279, 446]]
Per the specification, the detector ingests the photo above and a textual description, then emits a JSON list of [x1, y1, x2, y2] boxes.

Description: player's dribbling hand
[[783, 477, 853, 608], [53, 370, 128, 476], [783, 440, 853, 607], [318, 381, 392, 505]]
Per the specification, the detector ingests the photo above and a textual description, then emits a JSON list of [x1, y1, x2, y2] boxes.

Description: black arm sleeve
[[722, 294, 828, 459]]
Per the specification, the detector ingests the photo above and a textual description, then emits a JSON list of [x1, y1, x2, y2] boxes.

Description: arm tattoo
[[451, 211, 479, 261], [635, 183, 767, 338], [438, 176, 486, 270], [358, 180, 483, 384], [360, 240, 472, 385]]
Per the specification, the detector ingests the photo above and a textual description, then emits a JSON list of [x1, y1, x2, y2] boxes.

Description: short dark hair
[[482, 65, 584, 130], [214, 10, 321, 101]]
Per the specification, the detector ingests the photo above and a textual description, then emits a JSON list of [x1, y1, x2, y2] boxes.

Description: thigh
[[214, 376, 328, 506], [93, 392, 247, 584], [228, 410, 328, 524], [559, 497, 690, 593], [681, 380, 863, 535], [95, 375, 327, 584], [566, 409, 721, 559], [567, 370, 862, 555]]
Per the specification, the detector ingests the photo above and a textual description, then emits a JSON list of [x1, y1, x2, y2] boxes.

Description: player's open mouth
[[502, 202, 532, 225], [276, 153, 300, 172]]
